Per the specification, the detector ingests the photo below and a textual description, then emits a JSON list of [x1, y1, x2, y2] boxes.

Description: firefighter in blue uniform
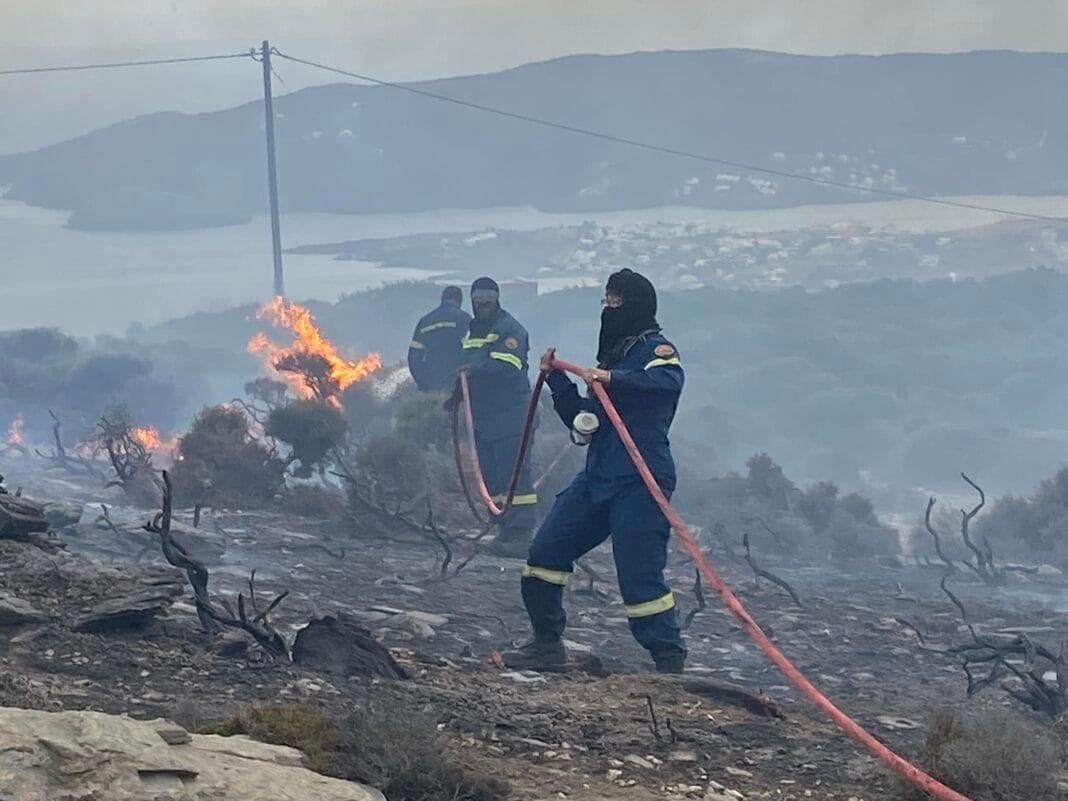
[[503, 268, 687, 674], [459, 277, 538, 557], [407, 286, 472, 393]]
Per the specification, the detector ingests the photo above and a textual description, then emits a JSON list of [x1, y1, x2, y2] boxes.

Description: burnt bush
[[203, 702, 508, 801], [677, 453, 899, 561], [975, 465, 1068, 567], [393, 392, 451, 450], [170, 405, 284, 508], [266, 399, 347, 478], [201, 703, 337, 774], [334, 703, 508, 801], [0, 327, 187, 443], [349, 434, 427, 513], [282, 483, 348, 518], [905, 708, 1061, 801]]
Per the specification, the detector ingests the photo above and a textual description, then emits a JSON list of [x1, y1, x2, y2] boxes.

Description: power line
[[0, 51, 254, 77], [275, 50, 1067, 224]]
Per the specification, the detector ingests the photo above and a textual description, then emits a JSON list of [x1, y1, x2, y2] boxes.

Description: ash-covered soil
[[1, 456, 1064, 800]]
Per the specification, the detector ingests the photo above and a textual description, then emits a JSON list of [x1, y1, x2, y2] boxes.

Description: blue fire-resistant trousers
[[521, 472, 685, 658]]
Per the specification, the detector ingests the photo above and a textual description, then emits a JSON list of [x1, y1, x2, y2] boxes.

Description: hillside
[[2, 49, 1067, 230], [127, 268, 1068, 501]]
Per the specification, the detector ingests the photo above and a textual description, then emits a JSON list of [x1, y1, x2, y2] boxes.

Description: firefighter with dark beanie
[[457, 277, 538, 557], [503, 268, 687, 674]]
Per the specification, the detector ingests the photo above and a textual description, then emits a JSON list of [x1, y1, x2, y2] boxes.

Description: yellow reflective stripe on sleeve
[[409, 340, 426, 350], [624, 592, 676, 618], [489, 352, 523, 369], [492, 493, 538, 506], [522, 564, 571, 585], [644, 357, 682, 370], [419, 321, 458, 334], [461, 333, 500, 348]]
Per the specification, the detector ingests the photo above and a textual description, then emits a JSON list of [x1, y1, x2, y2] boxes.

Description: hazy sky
[[2, 0, 1067, 153]]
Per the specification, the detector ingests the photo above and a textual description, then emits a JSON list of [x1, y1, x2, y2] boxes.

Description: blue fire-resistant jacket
[[546, 331, 683, 490], [407, 302, 472, 392], [459, 309, 532, 440]]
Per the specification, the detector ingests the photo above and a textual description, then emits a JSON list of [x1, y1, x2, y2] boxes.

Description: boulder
[[0, 494, 48, 539], [292, 615, 408, 679], [40, 499, 84, 530], [0, 591, 48, 625], [72, 587, 179, 633], [0, 706, 384, 801]]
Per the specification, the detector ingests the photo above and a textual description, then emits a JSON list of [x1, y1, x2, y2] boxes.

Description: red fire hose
[[451, 369, 547, 521], [543, 356, 972, 801]]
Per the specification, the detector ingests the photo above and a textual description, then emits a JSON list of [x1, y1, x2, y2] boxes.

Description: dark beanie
[[470, 276, 500, 298]]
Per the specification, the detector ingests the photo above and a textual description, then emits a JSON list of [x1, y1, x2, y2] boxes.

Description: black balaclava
[[469, 276, 501, 336], [597, 268, 659, 366]]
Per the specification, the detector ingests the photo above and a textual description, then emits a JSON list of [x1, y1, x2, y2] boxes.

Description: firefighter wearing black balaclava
[[502, 268, 686, 674], [458, 277, 538, 557]]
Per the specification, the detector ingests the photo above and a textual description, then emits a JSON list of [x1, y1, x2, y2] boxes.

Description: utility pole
[[260, 40, 285, 297]]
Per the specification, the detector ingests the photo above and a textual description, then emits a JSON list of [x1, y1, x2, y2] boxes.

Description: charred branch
[[683, 569, 706, 631], [34, 410, 104, 480], [147, 471, 289, 659], [958, 473, 1002, 584], [98, 413, 164, 497], [923, 497, 956, 574], [742, 530, 803, 608], [936, 576, 1066, 719]]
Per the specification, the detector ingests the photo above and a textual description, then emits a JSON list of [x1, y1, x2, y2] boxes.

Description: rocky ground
[[1, 454, 1066, 800]]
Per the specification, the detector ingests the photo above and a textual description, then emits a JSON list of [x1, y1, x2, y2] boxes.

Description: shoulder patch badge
[[654, 343, 676, 358], [505, 336, 519, 350]]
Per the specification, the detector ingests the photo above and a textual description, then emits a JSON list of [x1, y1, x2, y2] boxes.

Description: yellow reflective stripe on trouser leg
[[493, 493, 538, 505], [644, 356, 681, 370], [489, 352, 522, 369], [522, 564, 571, 585], [624, 592, 676, 618]]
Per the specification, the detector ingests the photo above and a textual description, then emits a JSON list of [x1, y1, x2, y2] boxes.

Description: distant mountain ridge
[[2, 48, 1067, 230]]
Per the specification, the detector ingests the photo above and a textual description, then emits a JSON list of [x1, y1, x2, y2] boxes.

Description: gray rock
[[0, 706, 384, 800], [41, 499, 83, 529], [0, 591, 48, 626], [72, 588, 176, 633], [292, 615, 407, 679]]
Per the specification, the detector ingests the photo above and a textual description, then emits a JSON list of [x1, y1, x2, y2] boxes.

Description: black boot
[[501, 638, 568, 672], [652, 650, 686, 674]]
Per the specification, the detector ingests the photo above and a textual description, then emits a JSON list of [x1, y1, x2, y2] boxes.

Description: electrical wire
[[275, 50, 1067, 224], [0, 51, 254, 77]]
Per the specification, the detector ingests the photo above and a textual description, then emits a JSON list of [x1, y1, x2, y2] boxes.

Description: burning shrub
[[247, 297, 382, 403], [265, 399, 347, 478], [171, 405, 284, 508], [905, 708, 1061, 801]]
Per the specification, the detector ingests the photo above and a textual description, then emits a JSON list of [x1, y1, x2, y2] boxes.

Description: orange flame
[[247, 296, 382, 401], [131, 426, 179, 454], [5, 414, 25, 446]]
